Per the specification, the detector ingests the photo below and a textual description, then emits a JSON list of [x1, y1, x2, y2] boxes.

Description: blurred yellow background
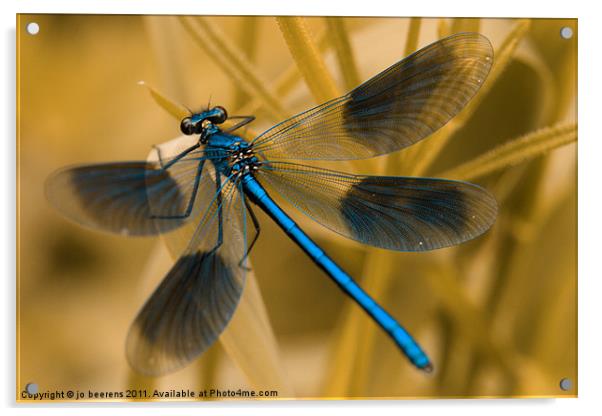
[[17, 15, 577, 399]]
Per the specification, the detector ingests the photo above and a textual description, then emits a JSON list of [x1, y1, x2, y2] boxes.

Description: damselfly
[[45, 32, 497, 375]]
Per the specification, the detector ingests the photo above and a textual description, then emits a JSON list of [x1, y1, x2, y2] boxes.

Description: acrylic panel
[[16, 15, 577, 401]]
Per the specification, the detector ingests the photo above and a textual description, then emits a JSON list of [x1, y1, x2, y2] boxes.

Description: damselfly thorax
[[180, 107, 262, 180]]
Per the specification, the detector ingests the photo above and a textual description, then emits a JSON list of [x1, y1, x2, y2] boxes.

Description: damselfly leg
[[238, 200, 260, 269], [148, 159, 206, 221], [224, 115, 256, 133], [153, 142, 201, 169]]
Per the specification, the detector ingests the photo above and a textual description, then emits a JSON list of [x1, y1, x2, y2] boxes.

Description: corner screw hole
[[26, 22, 40, 35], [559, 378, 572, 391], [560, 26, 573, 40], [25, 383, 39, 394]]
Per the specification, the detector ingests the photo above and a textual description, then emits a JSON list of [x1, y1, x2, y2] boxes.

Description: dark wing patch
[[126, 250, 243, 376], [340, 176, 497, 251], [257, 162, 497, 251], [45, 160, 206, 236]]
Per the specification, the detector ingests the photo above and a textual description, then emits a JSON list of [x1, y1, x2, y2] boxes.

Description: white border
[[3, 0, 599, 415], [8, 0, 584, 17]]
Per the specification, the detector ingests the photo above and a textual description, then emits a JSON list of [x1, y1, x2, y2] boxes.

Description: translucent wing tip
[[449, 31, 493, 52], [125, 323, 171, 377], [437, 31, 494, 77], [466, 182, 499, 236]]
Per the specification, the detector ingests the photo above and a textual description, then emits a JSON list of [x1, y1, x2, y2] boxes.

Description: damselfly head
[[180, 106, 228, 136]]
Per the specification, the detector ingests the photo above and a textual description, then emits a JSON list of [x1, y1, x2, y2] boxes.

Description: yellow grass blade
[[404, 18, 422, 57], [274, 29, 332, 98], [425, 259, 514, 376], [276, 17, 340, 103], [178, 16, 288, 120], [325, 18, 361, 91], [143, 16, 195, 105], [439, 122, 577, 181], [451, 18, 481, 34], [138, 80, 190, 121], [233, 18, 260, 109], [220, 269, 295, 395], [423, 257, 557, 390], [233, 28, 332, 122], [437, 18, 451, 38]]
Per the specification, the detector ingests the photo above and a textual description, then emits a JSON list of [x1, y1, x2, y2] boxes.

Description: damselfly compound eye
[[212, 106, 228, 124], [180, 118, 194, 135]]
